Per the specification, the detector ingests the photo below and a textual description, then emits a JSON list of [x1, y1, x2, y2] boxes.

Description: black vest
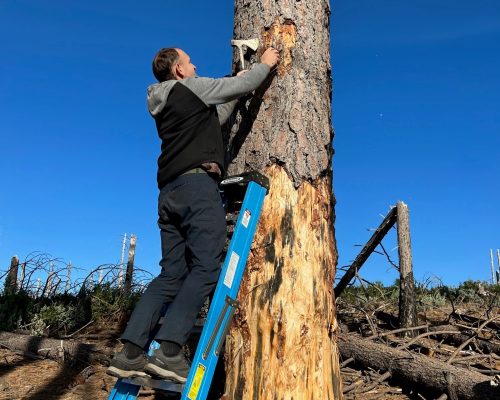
[[155, 82, 224, 189]]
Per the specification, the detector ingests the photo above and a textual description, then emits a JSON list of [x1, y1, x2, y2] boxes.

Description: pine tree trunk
[[224, 1, 342, 398]]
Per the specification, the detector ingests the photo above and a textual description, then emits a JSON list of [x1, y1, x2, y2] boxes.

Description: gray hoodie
[[147, 63, 271, 124]]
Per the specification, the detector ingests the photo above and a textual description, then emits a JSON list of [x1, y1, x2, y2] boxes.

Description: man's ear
[[175, 63, 183, 79]]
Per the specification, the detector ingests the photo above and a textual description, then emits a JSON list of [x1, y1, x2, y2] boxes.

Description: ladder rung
[[122, 376, 184, 393]]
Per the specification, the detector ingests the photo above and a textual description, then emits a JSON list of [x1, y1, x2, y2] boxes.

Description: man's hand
[[236, 70, 249, 77], [261, 47, 280, 69]]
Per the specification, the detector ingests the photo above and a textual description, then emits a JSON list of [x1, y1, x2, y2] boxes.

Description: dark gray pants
[[121, 172, 226, 348]]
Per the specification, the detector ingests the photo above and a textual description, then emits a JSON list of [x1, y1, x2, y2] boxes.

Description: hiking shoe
[[144, 349, 191, 383], [107, 351, 148, 378]]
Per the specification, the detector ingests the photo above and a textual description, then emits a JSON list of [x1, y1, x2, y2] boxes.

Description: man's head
[[152, 48, 196, 82]]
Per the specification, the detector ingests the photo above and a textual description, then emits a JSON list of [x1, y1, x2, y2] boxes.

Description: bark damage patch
[[225, 166, 339, 399], [261, 18, 297, 76]]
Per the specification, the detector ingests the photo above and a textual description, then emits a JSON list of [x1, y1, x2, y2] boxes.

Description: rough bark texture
[[338, 333, 499, 400], [227, 1, 333, 186], [397, 201, 418, 335], [224, 1, 341, 399]]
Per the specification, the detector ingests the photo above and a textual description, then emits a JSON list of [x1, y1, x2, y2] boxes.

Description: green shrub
[[0, 292, 34, 331]]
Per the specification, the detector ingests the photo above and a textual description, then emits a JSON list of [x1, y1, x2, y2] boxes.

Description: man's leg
[[145, 173, 226, 382], [120, 223, 188, 349], [108, 186, 189, 378]]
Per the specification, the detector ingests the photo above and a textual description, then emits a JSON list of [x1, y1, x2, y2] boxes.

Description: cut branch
[[335, 207, 397, 298]]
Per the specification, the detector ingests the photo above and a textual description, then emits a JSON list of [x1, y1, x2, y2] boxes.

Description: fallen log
[[338, 333, 499, 400], [427, 325, 500, 356], [0, 330, 112, 365], [452, 312, 500, 331], [375, 312, 500, 355]]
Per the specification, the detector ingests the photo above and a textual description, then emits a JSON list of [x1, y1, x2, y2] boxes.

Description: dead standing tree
[[124, 234, 137, 295], [4, 256, 19, 295], [224, 1, 342, 399], [397, 201, 418, 336]]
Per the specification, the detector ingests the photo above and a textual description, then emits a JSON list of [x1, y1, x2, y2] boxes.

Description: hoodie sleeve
[[216, 99, 238, 124], [180, 63, 270, 106]]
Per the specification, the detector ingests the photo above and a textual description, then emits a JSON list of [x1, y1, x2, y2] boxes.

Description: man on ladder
[[107, 46, 279, 383]]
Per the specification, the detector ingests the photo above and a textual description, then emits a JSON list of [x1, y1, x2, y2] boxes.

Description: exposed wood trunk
[[124, 234, 136, 295], [335, 207, 397, 298], [224, 1, 342, 398], [0, 331, 111, 365], [5, 256, 19, 295], [397, 201, 418, 335], [338, 333, 499, 400]]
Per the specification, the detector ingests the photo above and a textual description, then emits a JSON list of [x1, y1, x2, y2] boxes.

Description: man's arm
[[181, 63, 270, 107], [216, 99, 239, 125]]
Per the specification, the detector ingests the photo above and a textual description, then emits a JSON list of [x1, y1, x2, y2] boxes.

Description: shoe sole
[[107, 366, 148, 379], [144, 362, 187, 383]]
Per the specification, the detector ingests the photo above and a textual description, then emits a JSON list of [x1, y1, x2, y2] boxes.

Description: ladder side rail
[[108, 381, 140, 400], [182, 181, 267, 400]]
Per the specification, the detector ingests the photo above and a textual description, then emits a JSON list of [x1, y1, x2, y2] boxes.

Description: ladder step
[[122, 376, 184, 393]]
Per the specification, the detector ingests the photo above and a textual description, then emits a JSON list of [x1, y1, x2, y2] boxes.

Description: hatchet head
[[231, 38, 260, 70]]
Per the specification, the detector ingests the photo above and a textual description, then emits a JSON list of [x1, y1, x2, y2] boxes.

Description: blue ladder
[[109, 171, 269, 400]]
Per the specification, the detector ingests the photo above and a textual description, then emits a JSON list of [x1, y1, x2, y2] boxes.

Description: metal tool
[[230, 38, 260, 70]]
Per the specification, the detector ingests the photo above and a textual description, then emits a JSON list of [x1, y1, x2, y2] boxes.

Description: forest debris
[[338, 333, 499, 400], [0, 330, 111, 365]]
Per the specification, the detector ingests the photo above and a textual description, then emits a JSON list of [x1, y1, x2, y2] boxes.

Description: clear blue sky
[[1, 1, 499, 287]]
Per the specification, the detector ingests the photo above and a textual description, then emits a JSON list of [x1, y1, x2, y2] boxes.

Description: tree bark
[[225, 1, 342, 399], [338, 333, 499, 400], [397, 201, 418, 335]]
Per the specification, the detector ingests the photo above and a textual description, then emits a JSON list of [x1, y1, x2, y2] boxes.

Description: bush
[[0, 292, 34, 331]]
